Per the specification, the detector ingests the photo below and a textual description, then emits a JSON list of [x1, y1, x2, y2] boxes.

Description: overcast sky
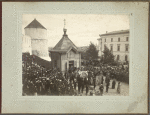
[[22, 14, 129, 47]]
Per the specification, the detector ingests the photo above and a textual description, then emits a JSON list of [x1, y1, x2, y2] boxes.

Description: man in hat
[[105, 76, 110, 93]]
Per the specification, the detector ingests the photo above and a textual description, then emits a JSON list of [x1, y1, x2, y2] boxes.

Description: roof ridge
[[100, 29, 129, 36]]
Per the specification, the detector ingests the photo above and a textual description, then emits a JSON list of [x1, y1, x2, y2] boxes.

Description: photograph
[[2, 2, 148, 113], [22, 14, 129, 96]]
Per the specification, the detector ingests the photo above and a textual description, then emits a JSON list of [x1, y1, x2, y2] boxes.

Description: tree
[[101, 46, 115, 64], [85, 42, 99, 60]]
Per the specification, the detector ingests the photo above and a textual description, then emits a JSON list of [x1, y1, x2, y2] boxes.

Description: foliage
[[101, 46, 115, 64], [85, 42, 99, 60]]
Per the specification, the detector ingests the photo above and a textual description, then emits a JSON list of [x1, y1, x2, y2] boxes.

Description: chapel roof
[[24, 18, 46, 30], [50, 29, 81, 53]]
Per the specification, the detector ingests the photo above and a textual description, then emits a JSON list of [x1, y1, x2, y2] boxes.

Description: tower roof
[[24, 18, 46, 29]]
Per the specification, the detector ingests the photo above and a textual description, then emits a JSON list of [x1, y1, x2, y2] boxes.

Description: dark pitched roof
[[100, 29, 129, 36], [24, 18, 46, 29], [53, 29, 78, 50], [49, 29, 81, 53]]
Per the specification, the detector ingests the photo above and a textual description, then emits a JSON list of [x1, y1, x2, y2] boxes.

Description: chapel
[[49, 23, 81, 72]]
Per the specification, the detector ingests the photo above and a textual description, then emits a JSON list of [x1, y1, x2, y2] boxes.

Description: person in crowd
[[88, 71, 92, 85], [30, 80, 36, 95], [106, 76, 110, 93], [117, 82, 121, 93], [93, 76, 96, 90], [99, 84, 104, 96], [90, 91, 93, 96], [74, 77, 77, 90], [71, 72, 75, 83], [35, 79, 40, 95], [45, 78, 50, 95], [81, 77, 84, 94], [77, 73, 81, 94], [100, 71, 104, 85], [112, 79, 116, 89], [84, 77, 89, 96], [49, 80, 54, 95]]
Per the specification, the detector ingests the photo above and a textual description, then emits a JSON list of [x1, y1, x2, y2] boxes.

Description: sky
[[22, 14, 129, 47]]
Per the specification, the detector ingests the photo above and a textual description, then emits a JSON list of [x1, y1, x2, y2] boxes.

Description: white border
[[2, 2, 148, 113]]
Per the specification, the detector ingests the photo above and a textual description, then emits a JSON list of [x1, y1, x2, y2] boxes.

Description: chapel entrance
[[69, 60, 74, 69]]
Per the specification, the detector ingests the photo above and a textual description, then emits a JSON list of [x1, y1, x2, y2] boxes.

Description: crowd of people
[[22, 60, 129, 96]]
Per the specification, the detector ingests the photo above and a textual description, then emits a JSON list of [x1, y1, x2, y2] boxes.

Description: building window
[[105, 39, 106, 42], [125, 45, 129, 51], [110, 45, 113, 51], [118, 37, 120, 42], [117, 55, 120, 61], [117, 45, 120, 51], [125, 55, 128, 61], [111, 38, 113, 42], [126, 37, 129, 41]]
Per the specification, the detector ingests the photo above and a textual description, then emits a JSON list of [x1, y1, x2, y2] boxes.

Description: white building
[[97, 30, 129, 63], [24, 18, 50, 61], [22, 35, 32, 55]]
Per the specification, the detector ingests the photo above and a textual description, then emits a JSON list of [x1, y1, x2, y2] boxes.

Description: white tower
[[24, 19, 49, 58]]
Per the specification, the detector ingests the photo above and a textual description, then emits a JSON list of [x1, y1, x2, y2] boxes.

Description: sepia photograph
[[2, 2, 148, 113], [22, 14, 129, 96]]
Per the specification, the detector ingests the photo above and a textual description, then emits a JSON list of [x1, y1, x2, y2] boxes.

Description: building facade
[[49, 28, 81, 72], [97, 30, 129, 63], [24, 19, 49, 58]]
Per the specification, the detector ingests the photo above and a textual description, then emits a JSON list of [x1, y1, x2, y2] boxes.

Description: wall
[[22, 35, 32, 55], [61, 49, 81, 72], [25, 28, 47, 39], [31, 39, 48, 57]]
